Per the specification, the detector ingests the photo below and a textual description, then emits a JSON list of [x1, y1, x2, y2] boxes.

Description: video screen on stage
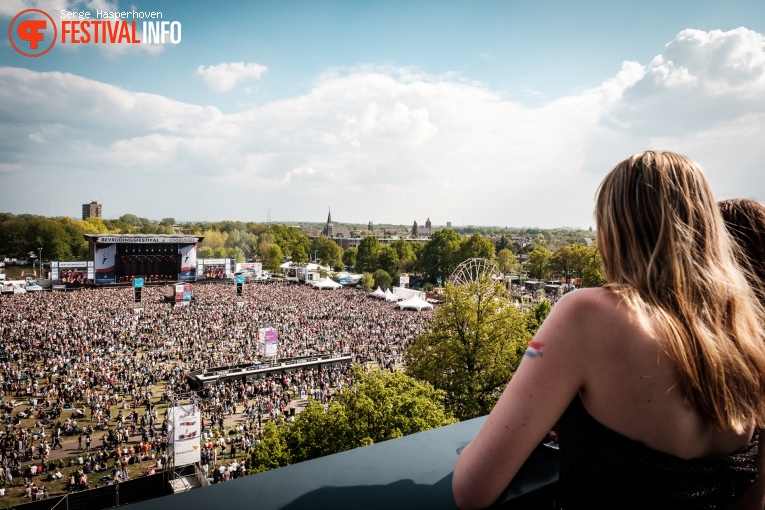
[[204, 266, 226, 279], [59, 269, 88, 287]]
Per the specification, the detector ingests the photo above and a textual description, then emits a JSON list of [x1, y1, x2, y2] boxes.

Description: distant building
[[447, 222, 452, 228], [82, 201, 102, 220], [323, 209, 350, 239], [418, 218, 433, 238]]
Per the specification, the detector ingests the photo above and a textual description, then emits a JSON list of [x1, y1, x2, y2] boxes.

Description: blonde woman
[[453, 152, 765, 509]]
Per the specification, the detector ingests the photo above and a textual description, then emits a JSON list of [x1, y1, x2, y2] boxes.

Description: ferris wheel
[[450, 258, 503, 286]]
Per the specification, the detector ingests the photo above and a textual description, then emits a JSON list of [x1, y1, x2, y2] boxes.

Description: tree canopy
[[405, 278, 532, 420], [419, 229, 462, 284], [248, 368, 455, 473]]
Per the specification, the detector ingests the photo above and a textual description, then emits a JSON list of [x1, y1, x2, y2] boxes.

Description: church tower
[[426, 217, 432, 230], [325, 208, 334, 237]]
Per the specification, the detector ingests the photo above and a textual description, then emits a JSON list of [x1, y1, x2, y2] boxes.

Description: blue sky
[[2, 0, 765, 228]]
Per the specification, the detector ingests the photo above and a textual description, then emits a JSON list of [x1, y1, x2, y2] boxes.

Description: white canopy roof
[[397, 294, 434, 311], [369, 287, 386, 298], [384, 288, 400, 301], [313, 278, 342, 290]]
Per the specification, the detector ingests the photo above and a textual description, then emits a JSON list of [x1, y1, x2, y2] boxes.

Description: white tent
[[397, 294, 434, 311], [369, 287, 386, 299], [384, 288, 400, 302], [313, 278, 343, 290]]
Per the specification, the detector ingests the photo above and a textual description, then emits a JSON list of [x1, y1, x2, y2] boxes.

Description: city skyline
[[2, 1, 765, 228]]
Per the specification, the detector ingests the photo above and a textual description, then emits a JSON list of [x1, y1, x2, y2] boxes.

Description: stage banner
[[51, 261, 58, 282], [179, 244, 197, 282], [168, 405, 201, 466], [236, 262, 262, 274], [87, 261, 95, 281], [259, 328, 278, 357], [134, 278, 144, 289], [94, 244, 116, 284]]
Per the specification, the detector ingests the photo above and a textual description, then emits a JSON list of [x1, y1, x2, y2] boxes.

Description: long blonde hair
[[596, 151, 765, 433]]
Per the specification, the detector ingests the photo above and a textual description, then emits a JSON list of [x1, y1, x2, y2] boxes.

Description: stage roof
[[84, 234, 204, 244]]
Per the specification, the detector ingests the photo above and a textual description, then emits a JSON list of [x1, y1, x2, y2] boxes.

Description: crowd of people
[[0, 280, 433, 497]]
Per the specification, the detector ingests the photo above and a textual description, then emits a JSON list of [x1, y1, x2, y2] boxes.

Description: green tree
[[581, 247, 607, 287], [270, 224, 312, 260], [527, 299, 552, 335], [226, 246, 246, 263], [267, 368, 455, 468], [265, 244, 284, 273], [78, 217, 109, 234], [292, 244, 309, 264], [411, 221, 419, 238], [249, 421, 293, 473], [420, 229, 461, 284], [390, 239, 416, 272], [118, 213, 143, 226], [458, 233, 495, 264], [406, 278, 532, 420], [360, 272, 375, 291], [377, 246, 400, 278], [373, 269, 392, 290], [312, 236, 343, 268], [342, 247, 358, 269], [257, 233, 276, 261], [496, 248, 519, 274], [550, 244, 590, 284], [197, 246, 214, 259], [160, 217, 176, 226], [526, 245, 552, 280], [357, 236, 380, 273], [200, 229, 228, 251]]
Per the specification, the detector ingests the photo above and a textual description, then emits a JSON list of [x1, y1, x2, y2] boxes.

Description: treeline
[[0, 213, 605, 286]]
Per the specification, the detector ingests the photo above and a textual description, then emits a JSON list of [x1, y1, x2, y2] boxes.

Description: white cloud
[[2, 28, 765, 227], [196, 62, 268, 92], [602, 27, 765, 136]]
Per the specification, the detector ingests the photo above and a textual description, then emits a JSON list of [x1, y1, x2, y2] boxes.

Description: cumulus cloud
[[196, 62, 268, 92], [602, 27, 765, 136], [2, 27, 765, 227]]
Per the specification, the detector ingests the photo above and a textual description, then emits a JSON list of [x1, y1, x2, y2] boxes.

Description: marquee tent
[[369, 287, 386, 299], [384, 289, 400, 302], [313, 278, 343, 290], [397, 295, 433, 311]]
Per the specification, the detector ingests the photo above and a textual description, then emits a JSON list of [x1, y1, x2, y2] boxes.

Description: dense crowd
[[0, 281, 432, 494]]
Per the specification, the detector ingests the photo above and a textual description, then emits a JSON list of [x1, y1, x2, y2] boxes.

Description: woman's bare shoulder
[[550, 287, 625, 323]]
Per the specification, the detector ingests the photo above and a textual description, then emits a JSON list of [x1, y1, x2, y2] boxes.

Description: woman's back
[[571, 287, 755, 460], [555, 288, 758, 509]]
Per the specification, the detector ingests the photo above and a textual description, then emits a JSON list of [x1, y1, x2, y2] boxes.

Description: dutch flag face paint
[[525, 340, 545, 358]]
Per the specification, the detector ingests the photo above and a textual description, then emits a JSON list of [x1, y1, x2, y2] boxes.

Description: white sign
[[58, 261, 88, 268], [168, 405, 201, 466], [95, 236, 200, 244]]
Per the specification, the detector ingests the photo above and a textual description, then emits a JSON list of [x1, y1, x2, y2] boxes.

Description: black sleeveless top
[[556, 395, 758, 509]]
